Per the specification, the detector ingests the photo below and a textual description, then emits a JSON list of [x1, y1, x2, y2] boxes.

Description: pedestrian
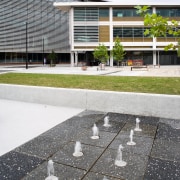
[[44, 58, 46, 65]]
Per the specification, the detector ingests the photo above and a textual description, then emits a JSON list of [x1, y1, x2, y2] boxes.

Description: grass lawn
[[0, 73, 180, 95]]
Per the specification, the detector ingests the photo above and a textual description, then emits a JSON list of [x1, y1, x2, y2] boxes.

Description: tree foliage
[[93, 44, 109, 63], [177, 40, 180, 57], [47, 50, 57, 66], [135, 5, 180, 55], [112, 37, 126, 66]]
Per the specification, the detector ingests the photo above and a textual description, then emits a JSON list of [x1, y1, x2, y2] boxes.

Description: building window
[[74, 26, 98, 42], [113, 8, 139, 17], [74, 7, 98, 21], [156, 8, 180, 17], [134, 28, 144, 37], [99, 8, 109, 17], [113, 27, 149, 38]]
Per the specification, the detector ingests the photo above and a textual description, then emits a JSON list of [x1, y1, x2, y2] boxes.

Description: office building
[[0, 0, 74, 64], [54, 0, 180, 66], [0, 0, 180, 65]]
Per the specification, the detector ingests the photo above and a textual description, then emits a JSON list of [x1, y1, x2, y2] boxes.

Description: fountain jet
[[91, 123, 100, 139], [134, 118, 142, 131], [115, 144, 127, 167], [73, 141, 83, 157], [45, 160, 58, 180]]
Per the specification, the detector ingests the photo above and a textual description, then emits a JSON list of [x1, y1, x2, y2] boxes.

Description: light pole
[[25, 21, 28, 69], [42, 37, 44, 65]]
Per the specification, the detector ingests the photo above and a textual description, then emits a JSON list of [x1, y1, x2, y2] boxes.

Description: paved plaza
[[0, 110, 179, 180], [0, 64, 180, 77], [0, 64, 179, 179]]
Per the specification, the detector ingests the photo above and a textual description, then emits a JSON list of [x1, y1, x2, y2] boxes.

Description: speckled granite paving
[[0, 111, 179, 180]]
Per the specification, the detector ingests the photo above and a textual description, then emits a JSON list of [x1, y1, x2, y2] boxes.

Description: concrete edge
[[0, 84, 179, 119]]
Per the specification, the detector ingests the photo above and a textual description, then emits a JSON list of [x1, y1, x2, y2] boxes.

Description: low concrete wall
[[0, 84, 87, 109], [0, 84, 179, 119]]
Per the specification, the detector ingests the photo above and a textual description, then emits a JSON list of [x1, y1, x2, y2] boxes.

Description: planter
[[100, 63, 105, 70], [50, 64, 56, 67], [81, 66, 87, 71]]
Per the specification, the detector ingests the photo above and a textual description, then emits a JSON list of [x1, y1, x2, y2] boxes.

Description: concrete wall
[[0, 84, 179, 119]]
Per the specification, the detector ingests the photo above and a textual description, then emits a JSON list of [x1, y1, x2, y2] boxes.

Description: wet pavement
[[0, 110, 179, 180]]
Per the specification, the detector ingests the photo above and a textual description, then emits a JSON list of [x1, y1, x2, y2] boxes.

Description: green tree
[[47, 50, 57, 67], [135, 5, 180, 56], [177, 40, 180, 57], [112, 37, 126, 66], [93, 43, 109, 64]]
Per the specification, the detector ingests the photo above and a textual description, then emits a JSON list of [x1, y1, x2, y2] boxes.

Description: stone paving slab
[[14, 134, 66, 159], [15, 124, 86, 159], [0, 110, 179, 180], [91, 148, 148, 180], [96, 120, 125, 133], [151, 139, 180, 162], [0, 151, 44, 180], [106, 112, 130, 123], [83, 172, 122, 180], [160, 118, 180, 129], [52, 142, 104, 171], [102, 113, 159, 126], [155, 122, 180, 142], [22, 161, 86, 180], [77, 110, 106, 118], [117, 123, 157, 138], [144, 157, 180, 180], [109, 134, 154, 156], [74, 129, 117, 148], [125, 115, 160, 126], [61, 112, 105, 129]]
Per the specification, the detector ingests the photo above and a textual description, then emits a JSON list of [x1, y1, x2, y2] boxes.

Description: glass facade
[[74, 7, 99, 42], [74, 7, 99, 21], [74, 5, 110, 19], [99, 8, 109, 17], [113, 8, 140, 17], [74, 26, 99, 42], [0, 0, 72, 63], [113, 27, 149, 38], [156, 8, 180, 17]]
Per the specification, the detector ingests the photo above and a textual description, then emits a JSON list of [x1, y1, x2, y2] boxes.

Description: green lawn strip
[[0, 73, 179, 95]]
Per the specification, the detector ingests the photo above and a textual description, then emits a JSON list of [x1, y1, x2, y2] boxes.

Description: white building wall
[[54, 2, 180, 66]]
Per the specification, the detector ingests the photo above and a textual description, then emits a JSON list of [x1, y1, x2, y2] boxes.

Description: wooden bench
[[131, 65, 148, 71]]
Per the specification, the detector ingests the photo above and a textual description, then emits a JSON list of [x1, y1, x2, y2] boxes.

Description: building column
[[75, 51, 78, 66], [153, 51, 157, 65], [153, 36, 157, 65], [109, 7, 113, 67], [70, 52, 74, 67], [157, 51, 160, 66], [152, 7, 157, 66], [110, 54, 113, 67]]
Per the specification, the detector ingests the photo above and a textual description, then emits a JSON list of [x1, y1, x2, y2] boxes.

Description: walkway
[[0, 64, 180, 77]]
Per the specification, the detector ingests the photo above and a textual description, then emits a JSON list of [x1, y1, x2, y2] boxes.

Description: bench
[[131, 65, 148, 71], [147, 64, 160, 68]]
